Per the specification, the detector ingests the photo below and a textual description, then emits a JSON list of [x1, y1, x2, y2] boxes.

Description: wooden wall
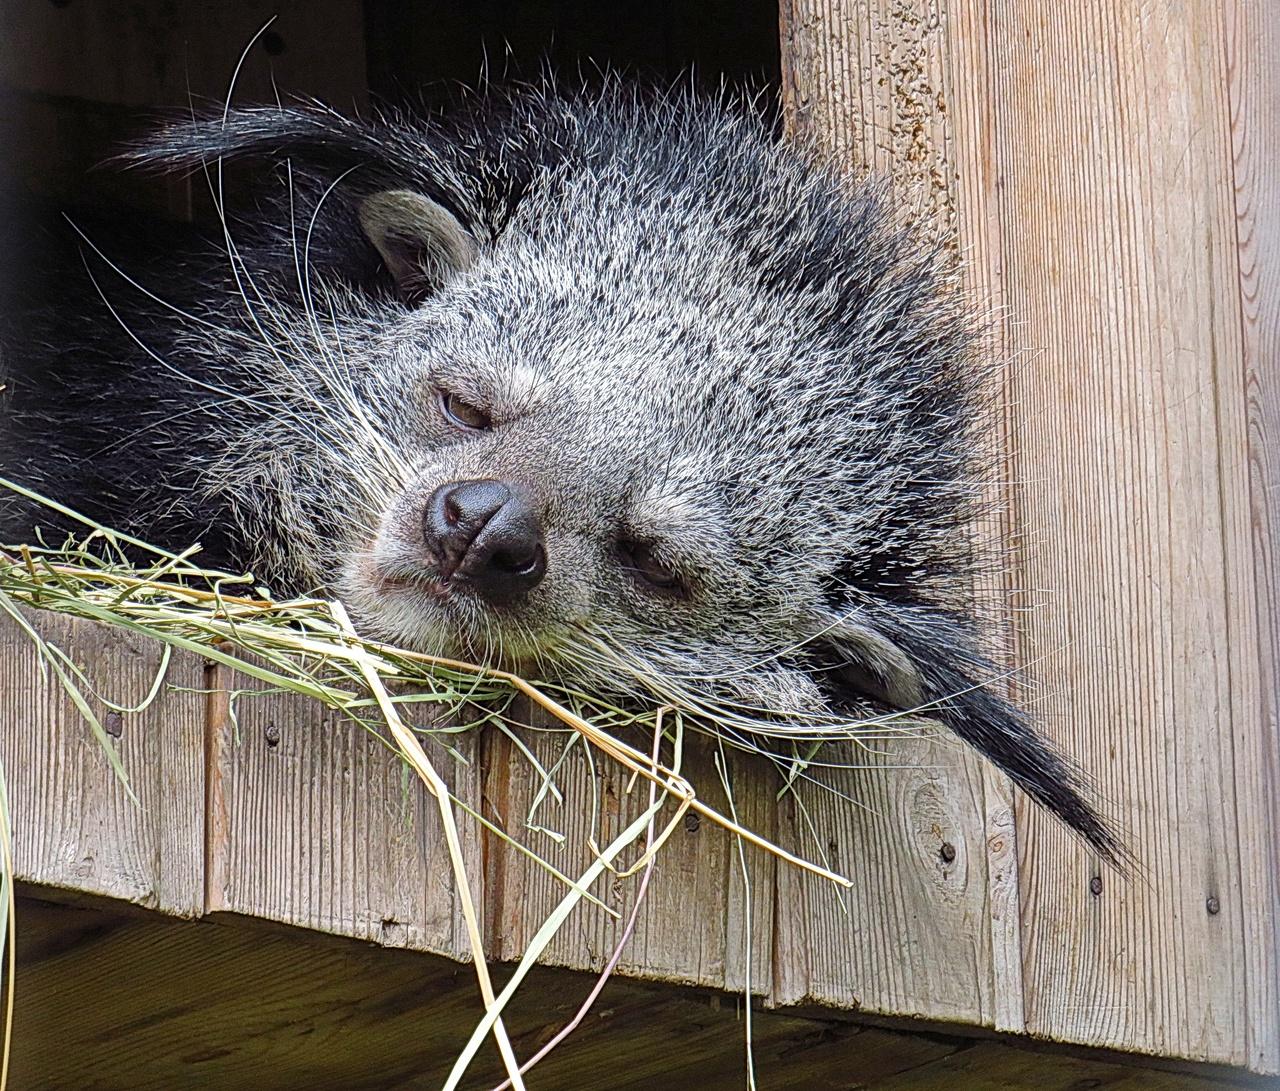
[[781, 0, 1279, 1072]]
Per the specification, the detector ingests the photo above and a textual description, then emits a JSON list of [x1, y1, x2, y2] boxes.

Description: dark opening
[[364, 0, 780, 102], [0, 1, 780, 222]]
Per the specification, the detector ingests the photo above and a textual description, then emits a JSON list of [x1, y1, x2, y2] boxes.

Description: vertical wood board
[[481, 722, 776, 994], [780, 0, 1279, 1072], [204, 661, 483, 961], [1223, 0, 1280, 1073], [984, 3, 1270, 1069], [778, 0, 1014, 1030], [0, 612, 204, 915], [771, 734, 1003, 1024]]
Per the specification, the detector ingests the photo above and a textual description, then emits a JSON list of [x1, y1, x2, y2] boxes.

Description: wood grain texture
[[1224, 0, 1280, 1074], [0, 613, 204, 915], [481, 724, 777, 992], [204, 659, 483, 961], [781, 0, 1279, 1073], [981, 3, 1272, 1070], [778, 0, 1017, 1032], [771, 735, 1005, 1025]]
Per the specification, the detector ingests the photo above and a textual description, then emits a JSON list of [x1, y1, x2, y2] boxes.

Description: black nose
[[423, 479, 546, 603]]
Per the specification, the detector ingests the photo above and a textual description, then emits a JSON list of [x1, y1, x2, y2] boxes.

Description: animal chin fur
[[0, 76, 1123, 865]]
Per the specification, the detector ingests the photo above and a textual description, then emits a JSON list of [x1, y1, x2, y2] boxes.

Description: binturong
[[0, 79, 1122, 864]]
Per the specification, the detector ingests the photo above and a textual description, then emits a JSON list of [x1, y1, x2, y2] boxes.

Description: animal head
[[117, 81, 1119, 862]]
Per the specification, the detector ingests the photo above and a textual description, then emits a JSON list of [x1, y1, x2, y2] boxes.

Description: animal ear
[[808, 609, 926, 713], [357, 189, 477, 303]]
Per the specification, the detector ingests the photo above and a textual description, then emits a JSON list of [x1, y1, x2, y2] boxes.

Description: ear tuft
[[357, 190, 477, 303], [811, 611, 926, 712]]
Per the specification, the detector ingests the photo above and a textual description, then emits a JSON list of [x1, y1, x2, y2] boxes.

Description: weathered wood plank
[[204, 660, 482, 962], [780, 0, 1279, 1072], [0, 613, 204, 915], [482, 724, 776, 993], [206, 676, 780, 990], [771, 734, 1003, 1025], [1224, 0, 1280, 1073], [778, 0, 1013, 1030], [938, 0, 1031, 1040], [978, 2, 1270, 1069]]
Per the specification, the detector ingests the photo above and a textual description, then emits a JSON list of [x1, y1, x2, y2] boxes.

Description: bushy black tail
[[820, 604, 1126, 868], [902, 619, 1125, 868], [121, 104, 481, 232]]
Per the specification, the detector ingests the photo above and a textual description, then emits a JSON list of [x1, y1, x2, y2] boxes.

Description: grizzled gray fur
[[0, 80, 1119, 861]]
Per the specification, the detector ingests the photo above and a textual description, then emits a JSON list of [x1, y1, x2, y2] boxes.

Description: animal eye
[[616, 538, 686, 596], [439, 390, 491, 431]]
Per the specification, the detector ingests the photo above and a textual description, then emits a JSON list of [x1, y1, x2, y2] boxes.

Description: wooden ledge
[[2, 610, 1276, 1082]]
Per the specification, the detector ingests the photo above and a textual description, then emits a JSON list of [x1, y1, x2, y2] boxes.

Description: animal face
[[292, 177, 942, 729]]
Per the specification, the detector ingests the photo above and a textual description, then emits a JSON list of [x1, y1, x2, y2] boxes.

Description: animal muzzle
[[422, 479, 547, 604]]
